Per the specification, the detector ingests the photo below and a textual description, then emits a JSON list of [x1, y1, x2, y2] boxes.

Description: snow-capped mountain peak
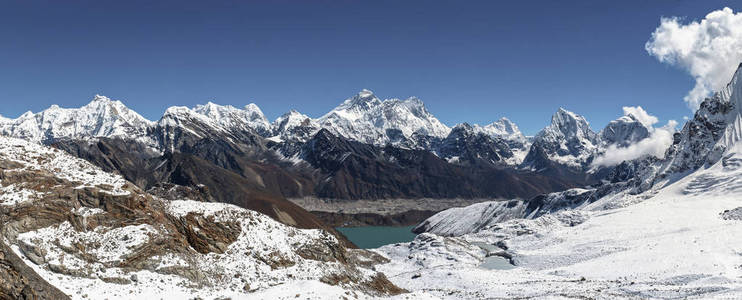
[[485, 117, 519, 134], [316, 90, 450, 148], [91, 94, 112, 103], [191, 101, 272, 136], [0, 94, 153, 144], [160, 105, 213, 128], [598, 114, 651, 147], [475, 117, 527, 143], [436, 122, 517, 166], [548, 108, 595, 139], [332, 89, 383, 114], [273, 110, 315, 133], [522, 108, 598, 170], [270, 109, 321, 143]]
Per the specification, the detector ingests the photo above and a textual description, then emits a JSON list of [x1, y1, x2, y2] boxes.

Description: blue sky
[[1, 0, 740, 135]]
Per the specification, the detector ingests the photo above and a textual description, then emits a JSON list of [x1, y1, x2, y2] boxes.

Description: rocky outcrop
[[51, 137, 356, 248]]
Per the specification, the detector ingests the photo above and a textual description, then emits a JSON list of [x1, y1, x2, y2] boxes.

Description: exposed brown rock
[[0, 146, 404, 297], [168, 213, 241, 254], [0, 238, 69, 299]]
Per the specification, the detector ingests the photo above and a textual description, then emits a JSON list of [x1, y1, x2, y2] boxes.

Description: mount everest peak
[[316, 89, 451, 148]]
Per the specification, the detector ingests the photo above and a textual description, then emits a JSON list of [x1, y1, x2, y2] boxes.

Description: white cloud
[[592, 108, 678, 167], [622, 106, 658, 127], [645, 7, 742, 110]]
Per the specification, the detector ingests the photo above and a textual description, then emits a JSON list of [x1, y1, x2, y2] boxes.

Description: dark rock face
[[52, 137, 352, 247], [56, 126, 578, 208], [660, 96, 733, 177], [0, 242, 69, 299], [50, 106, 584, 246], [521, 143, 595, 184], [298, 129, 577, 200], [436, 123, 514, 167]]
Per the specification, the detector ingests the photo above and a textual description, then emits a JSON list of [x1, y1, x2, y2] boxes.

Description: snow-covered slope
[[377, 139, 742, 299], [412, 200, 527, 236], [315, 89, 451, 148], [155, 103, 268, 151], [0, 135, 406, 299], [379, 63, 742, 299]]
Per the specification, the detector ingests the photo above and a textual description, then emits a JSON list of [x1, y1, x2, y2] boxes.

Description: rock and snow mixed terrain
[[524, 108, 600, 170], [0, 136, 406, 299], [0, 89, 536, 167]]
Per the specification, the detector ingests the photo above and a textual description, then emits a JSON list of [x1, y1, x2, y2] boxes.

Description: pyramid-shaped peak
[[358, 89, 375, 98], [552, 108, 588, 125], [338, 89, 382, 110], [539, 107, 595, 142]]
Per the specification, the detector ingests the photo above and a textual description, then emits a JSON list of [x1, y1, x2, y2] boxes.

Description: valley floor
[[290, 197, 500, 227]]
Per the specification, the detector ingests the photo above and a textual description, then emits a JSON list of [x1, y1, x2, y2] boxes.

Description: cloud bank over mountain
[[646, 7, 742, 110], [592, 106, 677, 167]]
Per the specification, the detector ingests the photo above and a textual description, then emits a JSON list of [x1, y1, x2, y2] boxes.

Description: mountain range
[[0, 87, 667, 232]]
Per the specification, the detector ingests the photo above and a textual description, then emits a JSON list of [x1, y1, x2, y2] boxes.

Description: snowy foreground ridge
[[0, 136, 416, 299], [375, 156, 742, 298]]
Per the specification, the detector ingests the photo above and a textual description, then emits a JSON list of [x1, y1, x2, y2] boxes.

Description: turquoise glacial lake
[[336, 225, 417, 249]]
